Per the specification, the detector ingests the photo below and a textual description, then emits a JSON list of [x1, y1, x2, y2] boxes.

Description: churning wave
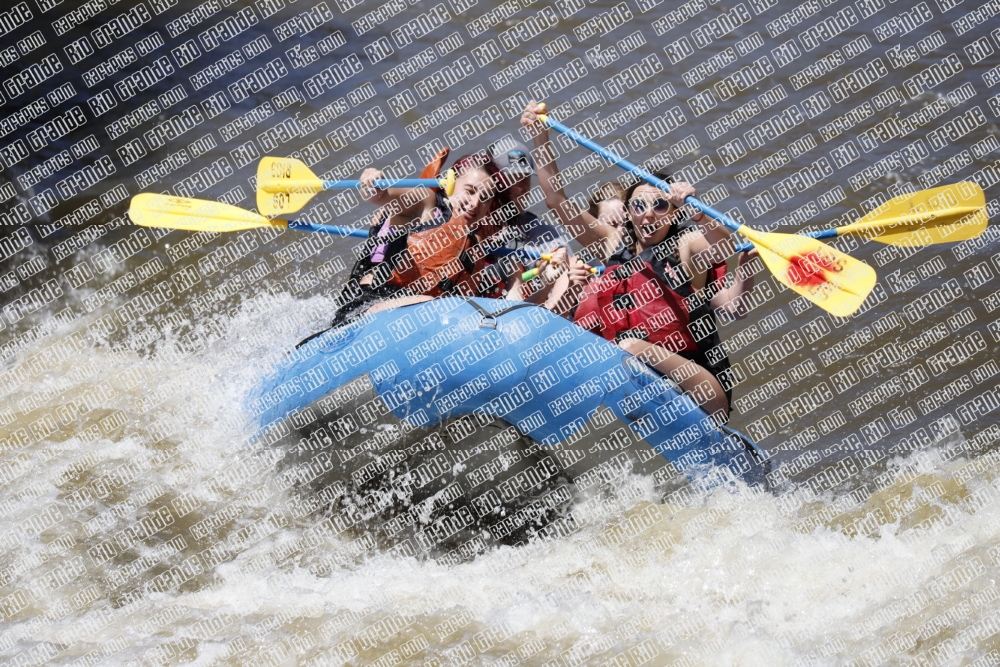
[[1, 294, 997, 665]]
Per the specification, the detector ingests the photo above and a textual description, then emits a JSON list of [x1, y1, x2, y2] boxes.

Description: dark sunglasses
[[629, 197, 672, 215]]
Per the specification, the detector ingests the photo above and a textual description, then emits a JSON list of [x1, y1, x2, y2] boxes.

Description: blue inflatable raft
[[251, 298, 764, 552]]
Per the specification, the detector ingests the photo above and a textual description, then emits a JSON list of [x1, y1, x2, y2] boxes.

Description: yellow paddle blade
[[129, 193, 289, 233], [838, 182, 987, 246], [740, 226, 877, 318], [257, 157, 323, 217], [441, 168, 456, 197]]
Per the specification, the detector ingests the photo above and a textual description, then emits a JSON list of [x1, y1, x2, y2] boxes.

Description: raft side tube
[[254, 299, 755, 477], [250, 299, 765, 551]]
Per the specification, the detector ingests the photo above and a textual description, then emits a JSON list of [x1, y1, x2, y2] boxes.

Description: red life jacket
[[575, 229, 735, 401], [574, 236, 703, 354]]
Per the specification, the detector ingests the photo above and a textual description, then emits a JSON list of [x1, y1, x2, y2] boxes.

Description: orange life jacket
[[387, 211, 513, 298], [383, 148, 520, 298], [349, 147, 516, 299]]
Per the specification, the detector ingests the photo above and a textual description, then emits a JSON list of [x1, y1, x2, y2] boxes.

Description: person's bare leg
[[365, 295, 435, 315], [617, 338, 729, 419]]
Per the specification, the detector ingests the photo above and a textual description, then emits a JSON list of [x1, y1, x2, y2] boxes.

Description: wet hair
[[451, 152, 497, 178], [448, 152, 512, 223], [587, 181, 626, 220], [624, 171, 672, 203], [622, 171, 674, 252]]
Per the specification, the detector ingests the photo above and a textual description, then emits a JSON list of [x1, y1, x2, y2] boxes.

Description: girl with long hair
[[572, 174, 737, 420], [329, 152, 542, 326], [521, 101, 758, 323]]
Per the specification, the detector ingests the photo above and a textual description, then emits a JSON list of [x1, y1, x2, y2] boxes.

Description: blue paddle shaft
[[543, 117, 743, 234], [543, 116, 853, 255], [288, 220, 368, 238], [322, 178, 441, 190], [283, 223, 554, 265], [279, 225, 606, 272], [733, 227, 840, 252]]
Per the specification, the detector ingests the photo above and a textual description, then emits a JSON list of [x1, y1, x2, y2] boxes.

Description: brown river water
[[0, 0, 999, 663]]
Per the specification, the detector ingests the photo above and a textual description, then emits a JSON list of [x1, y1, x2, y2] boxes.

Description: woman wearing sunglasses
[[520, 101, 756, 320], [571, 174, 738, 421]]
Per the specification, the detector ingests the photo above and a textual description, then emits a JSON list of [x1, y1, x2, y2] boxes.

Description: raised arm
[[359, 168, 435, 231], [685, 205, 735, 254], [678, 202, 758, 319], [521, 102, 621, 259], [677, 230, 712, 295]]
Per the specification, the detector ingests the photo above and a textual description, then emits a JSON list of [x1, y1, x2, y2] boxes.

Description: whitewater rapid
[[1, 292, 998, 666]]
